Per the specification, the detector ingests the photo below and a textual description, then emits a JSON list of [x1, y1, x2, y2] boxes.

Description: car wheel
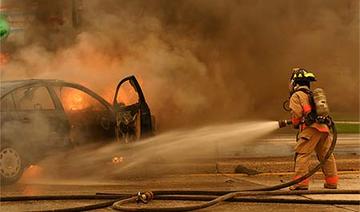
[[0, 144, 25, 185]]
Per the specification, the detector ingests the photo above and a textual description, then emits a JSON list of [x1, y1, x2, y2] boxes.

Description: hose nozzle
[[278, 120, 292, 128], [136, 191, 154, 204]]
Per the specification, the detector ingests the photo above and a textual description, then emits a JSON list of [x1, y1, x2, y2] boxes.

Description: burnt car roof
[[1, 79, 67, 95], [1, 79, 65, 87], [1, 78, 66, 86], [0, 79, 113, 109]]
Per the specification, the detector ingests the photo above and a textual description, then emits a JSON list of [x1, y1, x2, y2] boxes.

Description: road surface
[[1, 134, 359, 211]]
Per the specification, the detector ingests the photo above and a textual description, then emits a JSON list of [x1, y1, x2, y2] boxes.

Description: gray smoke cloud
[[1, 0, 359, 130]]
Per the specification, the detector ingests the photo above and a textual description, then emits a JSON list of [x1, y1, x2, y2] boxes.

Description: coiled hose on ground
[[1, 190, 359, 212], [2, 123, 359, 211]]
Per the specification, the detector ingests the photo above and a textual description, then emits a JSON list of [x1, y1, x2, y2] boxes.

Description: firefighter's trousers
[[294, 127, 338, 185]]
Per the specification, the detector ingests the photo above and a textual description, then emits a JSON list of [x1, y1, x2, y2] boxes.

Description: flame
[[59, 77, 144, 110], [115, 77, 144, 106], [99, 77, 145, 107], [61, 89, 90, 111], [117, 86, 138, 105]]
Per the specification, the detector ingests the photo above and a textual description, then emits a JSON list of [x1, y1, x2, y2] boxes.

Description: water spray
[[109, 121, 340, 211]]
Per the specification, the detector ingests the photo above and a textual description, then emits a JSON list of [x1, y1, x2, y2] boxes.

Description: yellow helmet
[[290, 68, 316, 84]]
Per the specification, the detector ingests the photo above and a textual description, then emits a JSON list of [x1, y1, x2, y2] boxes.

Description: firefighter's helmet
[[290, 68, 316, 84]]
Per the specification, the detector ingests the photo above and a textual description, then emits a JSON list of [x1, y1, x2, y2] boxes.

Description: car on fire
[[0, 76, 154, 184]]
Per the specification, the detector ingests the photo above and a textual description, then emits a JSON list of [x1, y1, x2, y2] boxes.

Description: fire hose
[[1, 190, 359, 212], [2, 122, 359, 211]]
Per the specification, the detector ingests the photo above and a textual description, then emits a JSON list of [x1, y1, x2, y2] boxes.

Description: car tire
[[0, 142, 25, 185]]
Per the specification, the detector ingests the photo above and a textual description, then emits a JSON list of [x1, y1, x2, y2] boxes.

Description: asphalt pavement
[[1, 172, 359, 211], [1, 133, 359, 211]]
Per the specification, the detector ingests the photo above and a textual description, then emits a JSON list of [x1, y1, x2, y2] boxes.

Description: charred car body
[[0, 76, 154, 184]]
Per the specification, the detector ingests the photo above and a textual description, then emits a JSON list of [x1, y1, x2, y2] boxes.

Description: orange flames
[[53, 68, 146, 111], [61, 89, 91, 111], [62, 76, 144, 110], [60, 86, 138, 111], [115, 76, 144, 106], [116, 85, 139, 105]]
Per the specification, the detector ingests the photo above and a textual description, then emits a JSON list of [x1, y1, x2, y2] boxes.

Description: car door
[[12, 85, 69, 161], [113, 76, 153, 142]]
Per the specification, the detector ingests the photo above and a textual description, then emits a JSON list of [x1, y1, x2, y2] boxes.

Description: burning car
[[0, 76, 154, 184]]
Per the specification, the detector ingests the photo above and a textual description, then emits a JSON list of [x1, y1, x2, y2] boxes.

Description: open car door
[[113, 76, 153, 142]]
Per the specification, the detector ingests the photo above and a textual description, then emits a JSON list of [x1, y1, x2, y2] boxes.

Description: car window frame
[[10, 84, 59, 112], [49, 83, 113, 113], [0, 92, 17, 112]]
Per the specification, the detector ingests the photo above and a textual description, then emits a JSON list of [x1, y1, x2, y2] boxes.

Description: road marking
[[176, 171, 360, 177], [263, 137, 359, 141], [335, 121, 360, 124], [260, 138, 360, 145]]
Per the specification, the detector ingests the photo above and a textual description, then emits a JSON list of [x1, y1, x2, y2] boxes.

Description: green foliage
[[335, 123, 360, 134], [0, 15, 10, 40]]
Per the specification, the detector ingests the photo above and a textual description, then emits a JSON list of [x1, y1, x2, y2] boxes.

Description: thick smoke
[[1, 0, 359, 130]]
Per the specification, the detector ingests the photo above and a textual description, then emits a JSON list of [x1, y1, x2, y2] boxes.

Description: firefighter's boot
[[324, 176, 338, 189], [324, 183, 337, 189]]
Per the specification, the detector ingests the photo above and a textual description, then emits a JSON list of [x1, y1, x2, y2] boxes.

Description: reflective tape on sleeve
[[292, 117, 301, 125], [303, 104, 312, 113]]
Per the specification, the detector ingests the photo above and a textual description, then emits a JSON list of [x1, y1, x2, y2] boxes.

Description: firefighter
[[287, 68, 338, 190]]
